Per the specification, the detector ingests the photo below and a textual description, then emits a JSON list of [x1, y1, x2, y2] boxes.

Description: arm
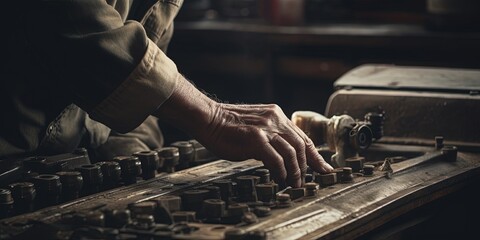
[[154, 76, 333, 187]]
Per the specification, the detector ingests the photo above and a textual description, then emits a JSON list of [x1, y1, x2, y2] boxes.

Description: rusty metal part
[[152, 195, 181, 213], [181, 189, 210, 213], [255, 184, 276, 203], [76, 165, 103, 194], [363, 164, 375, 176], [156, 147, 180, 173], [104, 208, 132, 228], [254, 168, 271, 184], [340, 167, 354, 183], [113, 156, 142, 185], [33, 174, 62, 207], [345, 156, 365, 173], [202, 199, 225, 219], [128, 201, 157, 221], [96, 161, 121, 189], [205, 185, 222, 200], [236, 175, 259, 202], [242, 212, 259, 225], [276, 193, 292, 208], [0, 189, 14, 219], [286, 188, 305, 201], [364, 112, 385, 140], [435, 136, 445, 149], [8, 182, 35, 215], [305, 173, 314, 183], [227, 203, 249, 219], [133, 150, 160, 179], [315, 172, 337, 187], [254, 206, 271, 217], [379, 158, 393, 172], [170, 141, 195, 170], [212, 179, 233, 204], [304, 182, 319, 197], [135, 214, 155, 228], [172, 211, 196, 223], [56, 171, 83, 201], [442, 146, 458, 162], [292, 111, 373, 168]]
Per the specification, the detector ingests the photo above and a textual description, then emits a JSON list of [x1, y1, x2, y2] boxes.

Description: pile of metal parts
[[1, 64, 479, 240]]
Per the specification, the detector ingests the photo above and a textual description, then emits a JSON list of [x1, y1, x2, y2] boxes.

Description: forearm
[[152, 75, 219, 141]]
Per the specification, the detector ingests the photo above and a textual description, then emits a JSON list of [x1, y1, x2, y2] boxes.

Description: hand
[[201, 103, 333, 187], [154, 75, 333, 187]]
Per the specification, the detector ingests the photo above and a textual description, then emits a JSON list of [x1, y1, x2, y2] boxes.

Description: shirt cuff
[[90, 39, 178, 133]]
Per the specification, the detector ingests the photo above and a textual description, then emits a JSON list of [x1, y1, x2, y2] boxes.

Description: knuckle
[[289, 168, 302, 179]]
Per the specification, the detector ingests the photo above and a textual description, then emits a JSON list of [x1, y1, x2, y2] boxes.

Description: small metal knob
[[133, 150, 160, 179], [56, 171, 83, 201], [113, 156, 142, 185], [156, 147, 180, 173]]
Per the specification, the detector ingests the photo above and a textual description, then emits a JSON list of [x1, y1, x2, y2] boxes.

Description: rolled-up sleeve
[[26, 0, 179, 133], [91, 39, 178, 132]]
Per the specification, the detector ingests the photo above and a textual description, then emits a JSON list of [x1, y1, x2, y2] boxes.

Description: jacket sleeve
[[26, 0, 179, 133]]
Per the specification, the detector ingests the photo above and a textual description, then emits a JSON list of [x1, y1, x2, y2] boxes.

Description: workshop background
[[163, 0, 480, 143]]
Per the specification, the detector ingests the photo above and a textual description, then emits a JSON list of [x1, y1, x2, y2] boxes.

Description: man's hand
[[154, 75, 333, 187]]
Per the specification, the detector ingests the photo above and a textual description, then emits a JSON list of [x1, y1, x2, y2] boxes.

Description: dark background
[[162, 0, 480, 143]]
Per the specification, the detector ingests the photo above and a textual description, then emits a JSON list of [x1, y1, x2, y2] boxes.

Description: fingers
[[257, 140, 288, 184], [305, 138, 334, 173], [269, 134, 302, 187]]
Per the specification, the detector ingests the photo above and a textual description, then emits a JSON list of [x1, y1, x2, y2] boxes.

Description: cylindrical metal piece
[[363, 164, 375, 176], [254, 168, 271, 184], [255, 184, 275, 203], [276, 193, 292, 208], [304, 182, 319, 197], [76, 165, 103, 194], [212, 179, 233, 204], [170, 141, 195, 170], [9, 182, 36, 214], [305, 173, 313, 183], [442, 145, 458, 162], [315, 172, 337, 187], [235, 175, 259, 202], [113, 156, 142, 185], [365, 112, 385, 140], [435, 136, 444, 149], [156, 147, 180, 173], [205, 185, 221, 200], [172, 211, 196, 223], [227, 203, 249, 218], [253, 206, 271, 217], [104, 208, 132, 228], [0, 189, 14, 219], [181, 189, 209, 213], [202, 199, 225, 219], [340, 167, 354, 183], [286, 188, 305, 200], [128, 201, 158, 219], [133, 150, 160, 179], [153, 195, 181, 213], [97, 161, 121, 189], [56, 171, 83, 201], [345, 156, 365, 173], [135, 214, 155, 228], [33, 174, 62, 207], [84, 211, 105, 227]]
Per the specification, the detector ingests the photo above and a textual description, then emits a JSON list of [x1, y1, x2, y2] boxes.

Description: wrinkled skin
[[155, 75, 333, 187]]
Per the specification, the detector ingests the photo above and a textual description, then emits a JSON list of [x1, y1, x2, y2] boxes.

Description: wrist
[[153, 74, 219, 139]]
